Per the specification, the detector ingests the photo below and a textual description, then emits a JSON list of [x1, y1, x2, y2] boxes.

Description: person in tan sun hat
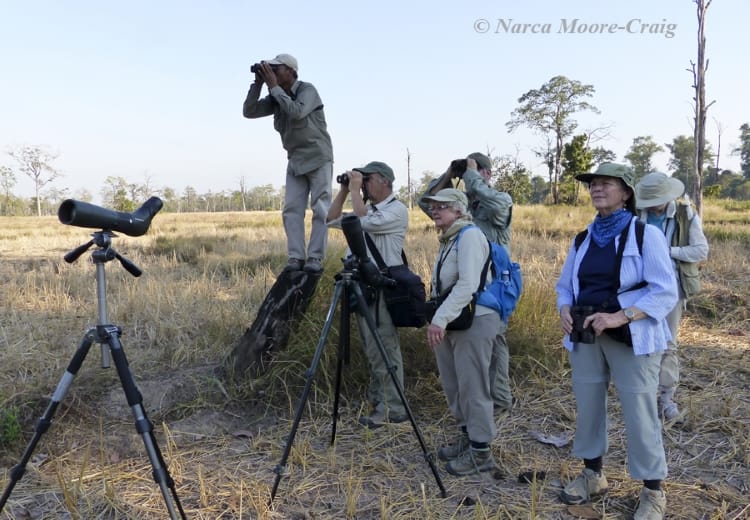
[[636, 171, 709, 424]]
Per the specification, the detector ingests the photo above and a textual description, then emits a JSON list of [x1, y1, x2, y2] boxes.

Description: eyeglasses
[[429, 203, 452, 212]]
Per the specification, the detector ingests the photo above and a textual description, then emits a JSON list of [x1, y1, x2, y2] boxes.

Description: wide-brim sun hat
[[635, 171, 685, 209], [575, 162, 636, 213]]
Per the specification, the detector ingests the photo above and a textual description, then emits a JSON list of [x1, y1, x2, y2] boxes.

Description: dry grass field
[[0, 202, 748, 519]]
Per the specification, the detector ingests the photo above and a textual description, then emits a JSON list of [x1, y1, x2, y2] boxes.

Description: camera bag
[[364, 234, 427, 328]]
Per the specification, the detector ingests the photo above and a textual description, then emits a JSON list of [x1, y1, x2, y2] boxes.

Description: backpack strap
[[575, 218, 646, 308], [574, 219, 644, 255], [435, 225, 491, 297]]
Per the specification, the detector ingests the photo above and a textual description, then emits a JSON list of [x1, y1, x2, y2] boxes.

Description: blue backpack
[[455, 226, 523, 324]]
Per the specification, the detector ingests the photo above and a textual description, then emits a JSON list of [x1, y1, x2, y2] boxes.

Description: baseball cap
[[267, 53, 298, 71], [467, 152, 492, 171], [422, 188, 468, 211], [353, 161, 395, 182]]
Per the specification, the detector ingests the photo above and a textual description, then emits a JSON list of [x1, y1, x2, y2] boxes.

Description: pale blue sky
[[1, 0, 747, 201]]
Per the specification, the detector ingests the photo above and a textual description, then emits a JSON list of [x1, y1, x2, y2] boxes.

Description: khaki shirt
[[243, 80, 333, 174]]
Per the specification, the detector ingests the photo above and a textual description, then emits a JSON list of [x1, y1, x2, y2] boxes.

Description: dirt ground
[[1, 322, 748, 519]]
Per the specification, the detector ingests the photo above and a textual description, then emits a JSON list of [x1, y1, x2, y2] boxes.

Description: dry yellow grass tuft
[[0, 202, 748, 519]]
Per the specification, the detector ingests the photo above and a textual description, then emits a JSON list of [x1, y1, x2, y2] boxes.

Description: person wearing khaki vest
[[636, 172, 709, 423]]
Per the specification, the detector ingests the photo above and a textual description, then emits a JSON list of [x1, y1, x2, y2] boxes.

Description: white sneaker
[[560, 468, 608, 505], [634, 487, 666, 520]]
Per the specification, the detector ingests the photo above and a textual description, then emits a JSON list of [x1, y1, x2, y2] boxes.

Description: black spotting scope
[[341, 215, 396, 288], [58, 197, 163, 237]]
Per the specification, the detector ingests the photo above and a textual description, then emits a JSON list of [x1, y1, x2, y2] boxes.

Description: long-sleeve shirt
[[417, 169, 513, 251], [430, 223, 493, 329], [555, 218, 678, 356], [638, 201, 709, 265], [243, 80, 333, 174]]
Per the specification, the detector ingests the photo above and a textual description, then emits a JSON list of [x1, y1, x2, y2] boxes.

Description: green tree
[[506, 75, 599, 204], [625, 136, 664, 180], [0, 165, 16, 216], [590, 147, 616, 168], [7, 145, 62, 216], [100, 176, 134, 211], [561, 134, 593, 205], [529, 176, 550, 204], [732, 123, 750, 179], [491, 155, 533, 204], [666, 135, 714, 196]]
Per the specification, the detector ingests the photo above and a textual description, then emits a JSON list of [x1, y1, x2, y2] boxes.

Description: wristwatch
[[623, 308, 636, 323]]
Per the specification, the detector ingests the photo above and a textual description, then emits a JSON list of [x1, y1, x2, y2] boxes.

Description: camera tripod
[[0, 231, 186, 520], [269, 265, 446, 501]]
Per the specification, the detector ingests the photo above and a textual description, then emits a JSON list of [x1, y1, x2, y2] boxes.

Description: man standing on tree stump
[[243, 53, 333, 274]]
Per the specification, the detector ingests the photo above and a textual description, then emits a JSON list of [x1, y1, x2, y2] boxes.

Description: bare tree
[[7, 145, 62, 216], [689, 0, 714, 215], [713, 117, 723, 173], [239, 176, 248, 211]]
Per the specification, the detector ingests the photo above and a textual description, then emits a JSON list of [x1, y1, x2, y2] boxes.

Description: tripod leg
[[330, 279, 351, 445], [351, 284, 447, 498], [102, 326, 186, 520], [270, 280, 345, 502], [0, 331, 95, 514]]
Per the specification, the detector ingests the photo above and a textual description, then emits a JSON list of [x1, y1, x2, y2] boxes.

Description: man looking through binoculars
[[327, 162, 409, 427], [243, 53, 333, 274]]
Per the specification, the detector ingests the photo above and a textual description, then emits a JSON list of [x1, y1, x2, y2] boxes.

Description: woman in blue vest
[[555, 163, 678, 519]]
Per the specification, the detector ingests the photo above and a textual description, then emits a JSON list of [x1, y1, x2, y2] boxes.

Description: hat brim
[[575, 173, 635, 192], [422, 195, 455, 203], [635, 178, 685, 209]]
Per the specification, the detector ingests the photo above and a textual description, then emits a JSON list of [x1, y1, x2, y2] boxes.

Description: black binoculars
[[570, 305, 596, 344]]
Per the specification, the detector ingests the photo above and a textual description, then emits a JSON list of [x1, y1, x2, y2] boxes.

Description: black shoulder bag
[[364, 233, 427, 328]]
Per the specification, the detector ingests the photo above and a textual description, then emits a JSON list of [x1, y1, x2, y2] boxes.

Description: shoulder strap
[[575, 220, 644, 255], [364, 232, 407, 270], [574, 229, 588, 250], [435, 225, 490, 296]]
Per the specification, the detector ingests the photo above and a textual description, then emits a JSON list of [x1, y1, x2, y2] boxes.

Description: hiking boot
[[358, 409, 407, 429], [658, 386, 685, 424], [437, 432, 470, 461], [560, 468, 609, 505], [283, 258, 305, 272], [303, 257, 323, 273], [445, 447, 497, 476], [633, 487, 666, 520]]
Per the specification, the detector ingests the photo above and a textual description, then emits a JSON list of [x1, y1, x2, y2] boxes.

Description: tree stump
[[226, 269, 321, 379]]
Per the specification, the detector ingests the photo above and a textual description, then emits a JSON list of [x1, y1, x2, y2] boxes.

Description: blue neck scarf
[[590, 208, 632, 248]]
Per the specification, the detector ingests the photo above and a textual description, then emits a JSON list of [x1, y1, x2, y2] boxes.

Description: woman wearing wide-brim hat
[[556, 163, 678, 519], [635, 172, 709, 424]]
